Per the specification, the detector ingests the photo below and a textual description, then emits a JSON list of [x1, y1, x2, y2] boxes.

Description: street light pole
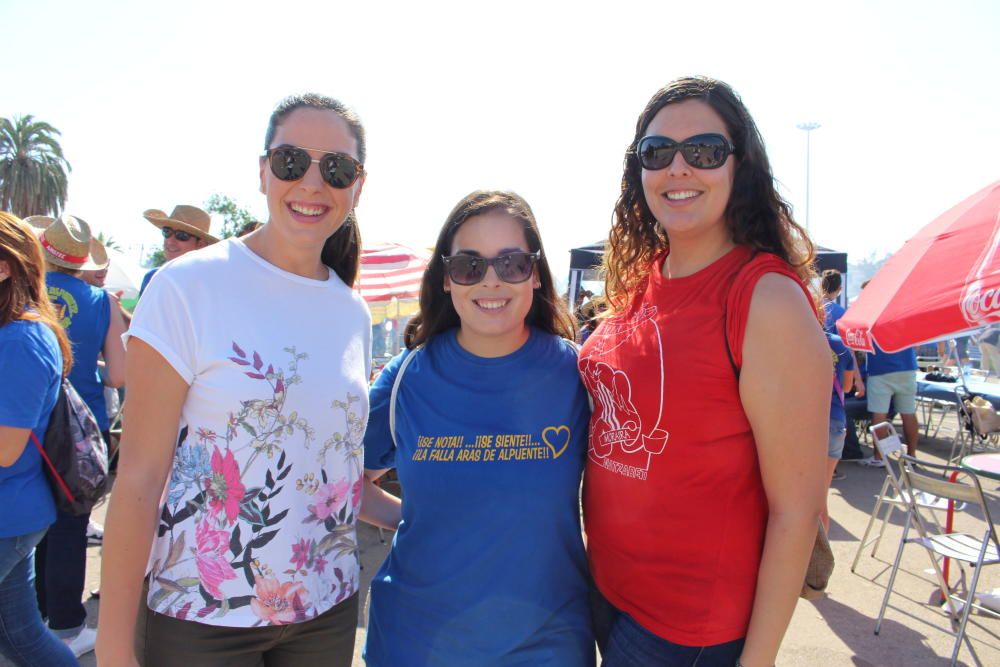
[[796, 122, 821, 232]]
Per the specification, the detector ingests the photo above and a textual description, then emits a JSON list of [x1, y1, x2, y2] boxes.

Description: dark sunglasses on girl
[[161, 226, 196, 242], [441, 251, 541, 286], [262, 145, 364, 189], [637, 133, 735, 170]]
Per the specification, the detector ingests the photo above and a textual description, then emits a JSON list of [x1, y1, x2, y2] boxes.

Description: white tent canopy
[[102, 248, 147, 300]]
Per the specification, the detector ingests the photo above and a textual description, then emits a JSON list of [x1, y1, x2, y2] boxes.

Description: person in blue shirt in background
[[857, 279, 919, 465], [361, 191, 594, 666], [0, 211, 78, 666], [821, 269, 846, 334], [138, 205, 218, 297], [823, 332, 855, 529], [25, 213, 127, 658]]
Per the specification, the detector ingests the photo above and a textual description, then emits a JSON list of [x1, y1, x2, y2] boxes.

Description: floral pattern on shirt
[[149, 342, 364, 625]]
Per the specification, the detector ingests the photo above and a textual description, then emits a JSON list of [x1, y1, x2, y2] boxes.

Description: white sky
[[3, 0, 999, 285]]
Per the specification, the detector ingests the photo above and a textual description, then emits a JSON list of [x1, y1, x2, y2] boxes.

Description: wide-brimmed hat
[[88, 238, 109, 270], [143, 205, 219, 243], [24, 214, 109, 271]]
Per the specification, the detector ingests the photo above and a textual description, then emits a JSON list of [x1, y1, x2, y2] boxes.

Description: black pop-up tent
[[567, 241, 848, 307]]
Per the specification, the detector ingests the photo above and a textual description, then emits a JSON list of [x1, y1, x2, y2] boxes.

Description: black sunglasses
[[262, 145, 364, 189], [441, 251, 541, 286], [637, 133, 735, 170], [161, 226, 196, 242]]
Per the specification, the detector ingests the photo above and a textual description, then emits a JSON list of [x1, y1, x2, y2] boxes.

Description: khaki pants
[[980, 342, 1000, 375], [135, 585, 358, 667]]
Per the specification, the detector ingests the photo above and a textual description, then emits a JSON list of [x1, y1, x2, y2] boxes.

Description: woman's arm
[[738, 274, 829, 667], [360, 468, 402, 530], [96, 338, 188, 667], [0, 426, 32, 467], [101, 301, 127, 388]]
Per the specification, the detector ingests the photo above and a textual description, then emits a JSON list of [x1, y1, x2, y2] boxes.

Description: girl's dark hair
[[603, 75, 816, 311], [821, 269, 842, 296], [0, 211, 73, 375], [404, 190, 576, 349], [264, 93, 365, 286]]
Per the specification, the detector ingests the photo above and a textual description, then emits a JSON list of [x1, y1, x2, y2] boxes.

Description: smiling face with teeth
[[641, 99, 735, 248], [257, 107, 365, 274], [445, 211, 540, 358]]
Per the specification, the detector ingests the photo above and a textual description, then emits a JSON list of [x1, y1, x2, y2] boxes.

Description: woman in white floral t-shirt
[[96, 94, 400, 667]]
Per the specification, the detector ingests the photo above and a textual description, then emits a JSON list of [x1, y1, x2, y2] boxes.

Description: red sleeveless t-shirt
[[580, 244, 810, 645]]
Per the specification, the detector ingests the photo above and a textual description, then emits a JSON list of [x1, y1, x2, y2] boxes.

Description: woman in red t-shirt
[[581, 76, 829, 667]]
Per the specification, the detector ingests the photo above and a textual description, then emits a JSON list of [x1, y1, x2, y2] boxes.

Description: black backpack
[[29, 378, 111, 515]]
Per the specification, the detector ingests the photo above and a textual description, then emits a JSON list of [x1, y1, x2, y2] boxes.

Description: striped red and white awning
[[358, 243, 429, 305]]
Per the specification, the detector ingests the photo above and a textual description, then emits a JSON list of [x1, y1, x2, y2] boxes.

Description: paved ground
[[6, 416, 1000, 666]]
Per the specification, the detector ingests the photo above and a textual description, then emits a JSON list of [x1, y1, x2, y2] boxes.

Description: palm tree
[[0, 115, 72, 217], [94, 231, 121, 251]]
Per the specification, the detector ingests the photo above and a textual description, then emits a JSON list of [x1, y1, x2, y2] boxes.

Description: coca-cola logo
[[843, 328, 874, 352], [961, 283, 1000, 325]]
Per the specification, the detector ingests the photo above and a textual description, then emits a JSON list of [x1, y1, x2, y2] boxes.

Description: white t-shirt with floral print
[[128, 238, 371, 627]]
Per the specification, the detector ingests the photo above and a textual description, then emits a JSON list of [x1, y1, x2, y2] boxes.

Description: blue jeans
[[0, 529, 78, 666], [592, 588, 744, 666]]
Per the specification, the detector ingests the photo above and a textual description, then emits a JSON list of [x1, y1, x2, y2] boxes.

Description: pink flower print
[[205, 447, 246, 524], [351, 478, 362, 513], [308, 480, 351, 521], [251, 576, 309, 625], [195, 518, 237, 599], [313, 554, 327, 575], [196, 427, 218, 443], [290, 538, 314, 570]]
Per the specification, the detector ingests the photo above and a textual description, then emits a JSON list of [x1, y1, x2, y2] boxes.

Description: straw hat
[[24, 214, 109, 271], [89, 237, 109, 270], [143, 205, 219, 243]]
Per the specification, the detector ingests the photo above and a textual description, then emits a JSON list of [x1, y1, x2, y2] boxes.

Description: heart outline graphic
[[542, 425, 571, 459]]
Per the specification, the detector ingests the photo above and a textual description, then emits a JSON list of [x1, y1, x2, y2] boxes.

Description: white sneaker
[[63, 626, 97, 657], [86, 521, 103, 545], [858, 456, 886, 468]]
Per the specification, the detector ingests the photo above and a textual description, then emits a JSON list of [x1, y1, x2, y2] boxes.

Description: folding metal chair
[[875, 456, 1000, 666], [851, 422, 955, 572]]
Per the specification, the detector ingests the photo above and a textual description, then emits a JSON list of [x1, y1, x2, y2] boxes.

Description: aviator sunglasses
[[637, 133, 735, 170], [441, 251, 541, 286], [262, 145, 364, 189], [161, 226, 196, 242]]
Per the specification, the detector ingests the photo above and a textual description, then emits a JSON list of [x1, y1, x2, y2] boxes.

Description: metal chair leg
[[875, 510, 912, 635], [852, 478, 891, 572]]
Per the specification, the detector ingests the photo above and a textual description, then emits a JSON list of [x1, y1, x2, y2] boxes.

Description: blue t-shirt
[[139, 267, 158, 297], [827, 333, 855, 424], [0, 319, 61, 537], [866, 343, 918, 377], [363, 328, 594, 667], [46, 271, 111, 430], [823, 300, 846, 334]]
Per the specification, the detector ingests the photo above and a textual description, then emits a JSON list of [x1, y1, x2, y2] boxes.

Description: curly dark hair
[[602, 76, 816, 311], [404, 190, 576, 349], [263, 93, 365, 287]]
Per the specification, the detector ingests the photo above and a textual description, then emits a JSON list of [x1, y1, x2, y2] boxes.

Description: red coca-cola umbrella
[[838, 180, 1000, 353]]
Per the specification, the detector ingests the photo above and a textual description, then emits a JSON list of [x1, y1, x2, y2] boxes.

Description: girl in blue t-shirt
[[361, 191, 595, 666], [0, 211, 78, 666]]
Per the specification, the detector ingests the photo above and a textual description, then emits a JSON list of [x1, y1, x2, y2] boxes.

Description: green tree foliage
[[847, 252, 889, 297], [145, 247, 166, 268], [205, 193, 258, 239], [0, 115, 71, 217]]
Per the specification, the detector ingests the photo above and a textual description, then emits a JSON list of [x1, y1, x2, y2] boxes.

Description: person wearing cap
[[24, 213, 127, 658], [138, 205, 219, 297]]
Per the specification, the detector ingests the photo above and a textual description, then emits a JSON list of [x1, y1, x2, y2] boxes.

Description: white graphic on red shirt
[[581, 304, 668, 479]]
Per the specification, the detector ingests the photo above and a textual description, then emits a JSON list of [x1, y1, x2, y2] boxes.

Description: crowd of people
[[0, 76, 962, 667]]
